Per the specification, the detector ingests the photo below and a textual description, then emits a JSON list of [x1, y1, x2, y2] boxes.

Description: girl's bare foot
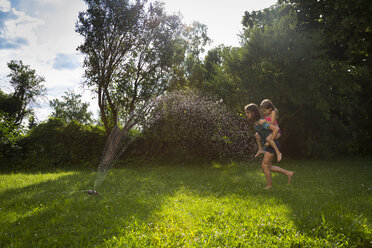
[[277, 152, 282, 162], [265, 185, 272, 190], [287, 171, 294, 184], [255, 149, 264, 157]]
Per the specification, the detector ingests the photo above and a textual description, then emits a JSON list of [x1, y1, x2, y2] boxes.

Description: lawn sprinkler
[[87, 190, 100, 196]]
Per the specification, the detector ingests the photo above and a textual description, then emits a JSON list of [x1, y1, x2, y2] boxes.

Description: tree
[[76, 0, 187, 134], [27, 115, 37, 129], [194, 3, 369, 156], [49, 90, 93, 124], [0, 90, 18, 117], [182, 21, 211, 88], [5, 60, 46, 126], [279, 0, 372, 71], [198, 45, 245, 110], [276, 0, 372, 154], [202, 46, 223, 83], [0, 112, 24, 158]]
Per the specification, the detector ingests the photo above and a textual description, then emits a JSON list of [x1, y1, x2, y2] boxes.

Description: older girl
[[245, 103, 293, 189]]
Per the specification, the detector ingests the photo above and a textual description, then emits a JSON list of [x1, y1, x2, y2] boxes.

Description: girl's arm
[[257, 119, 279, 140], [268, 124, 279, 140], [270, 110, 277, 125]]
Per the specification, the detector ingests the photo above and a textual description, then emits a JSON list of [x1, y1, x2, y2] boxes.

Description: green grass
[[1, 158, 371, 247]]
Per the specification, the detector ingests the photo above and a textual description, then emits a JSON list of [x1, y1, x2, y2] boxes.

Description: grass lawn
[[1, 158, 371, 247]]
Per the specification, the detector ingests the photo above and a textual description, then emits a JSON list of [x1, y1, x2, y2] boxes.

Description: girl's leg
[[265, 124, 281, 144], [264, 133, 272, 146], [271, 165, 294, 184], [264, 132, 281, 146], [266, 138, 282, 162], [255, 133, 264, 157], [261, 152, 274, 189]]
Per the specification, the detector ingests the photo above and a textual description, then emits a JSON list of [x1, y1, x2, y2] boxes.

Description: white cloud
[[1, 8, 44, 47], [0, 0, 88, 121], [0, 0, 10, 12]]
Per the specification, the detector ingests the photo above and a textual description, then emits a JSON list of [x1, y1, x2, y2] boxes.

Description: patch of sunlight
[[0, 172, 77, 192], [1, 203, 49, 225], [23, 202, 48, 219], [144, 186, 300, 246], [227, 162, 238, 168], [212, 161, 221, 168], [96, 184, 339, 247]]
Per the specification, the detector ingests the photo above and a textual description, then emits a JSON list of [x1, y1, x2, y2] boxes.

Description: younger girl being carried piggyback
[[255, 99, 282, 161]]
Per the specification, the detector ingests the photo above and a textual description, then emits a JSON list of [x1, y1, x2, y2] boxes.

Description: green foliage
[[0, 90, 18, 117], [10, 118, 106, 169], [27, 115, 37, 129], [182, 22, 211, 89], [0, 158, 371, 247], [49, 90, 93, 124], [277, 0, 372, 156], [195, 3, 372, 157], [136, 90, 255, 161], [76, 0, 187, 133], [5, 60, 46, 125], [0, 113, 25, 159], [280, 0, 372, 69]]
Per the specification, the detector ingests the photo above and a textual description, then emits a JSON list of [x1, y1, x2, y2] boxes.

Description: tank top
[[254, 120, 271, 146]]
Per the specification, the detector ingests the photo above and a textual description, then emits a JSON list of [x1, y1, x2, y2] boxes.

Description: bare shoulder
[[269, 111, 278, 123]]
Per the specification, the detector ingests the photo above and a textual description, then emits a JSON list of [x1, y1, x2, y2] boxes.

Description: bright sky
[[0, 0, 276, 122]]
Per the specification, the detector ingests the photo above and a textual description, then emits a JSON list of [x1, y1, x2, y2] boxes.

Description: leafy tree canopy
[[3, 60, 46, 126], [195, 2, 372, 156], [278, 0, 372, 72], [49, 90, 94, 125], [76, 0, 200, 134]]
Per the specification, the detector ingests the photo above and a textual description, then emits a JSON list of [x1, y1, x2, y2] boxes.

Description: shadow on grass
[[107, 158, 372, 246], [0, 160, 263, 247], [1, 157, 371, 247], [249, 158, 372, 246], [0, 169, 169, 247]]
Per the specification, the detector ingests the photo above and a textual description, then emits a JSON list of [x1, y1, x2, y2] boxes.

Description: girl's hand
[[255, 149, 264, 157]]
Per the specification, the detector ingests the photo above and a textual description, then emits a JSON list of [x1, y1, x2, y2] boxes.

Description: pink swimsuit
[[265, 116, 281, 133]]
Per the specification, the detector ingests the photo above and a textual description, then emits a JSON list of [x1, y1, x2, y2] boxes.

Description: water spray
[[91, 91, 255, 190], [92, 98, 159, 190]]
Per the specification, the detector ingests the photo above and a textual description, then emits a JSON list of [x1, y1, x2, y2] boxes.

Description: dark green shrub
[[12, 118, 106, 169], [134, 91, 256, 162], [0, 113, 25, 159]]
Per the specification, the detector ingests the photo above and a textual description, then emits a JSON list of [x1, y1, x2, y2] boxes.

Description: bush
[[134, 90, 256, 161], [0, 113, 25, 160], [7, 118, 106, 170]]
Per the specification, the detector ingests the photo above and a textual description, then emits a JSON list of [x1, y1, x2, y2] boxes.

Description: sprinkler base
[[87, 190, 100, 196]]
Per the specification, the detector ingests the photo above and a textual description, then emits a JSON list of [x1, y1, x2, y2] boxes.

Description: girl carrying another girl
[[245, 103, 293, 189]]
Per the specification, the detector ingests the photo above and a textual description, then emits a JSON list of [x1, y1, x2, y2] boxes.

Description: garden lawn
[[0, 158, 371, 247]]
